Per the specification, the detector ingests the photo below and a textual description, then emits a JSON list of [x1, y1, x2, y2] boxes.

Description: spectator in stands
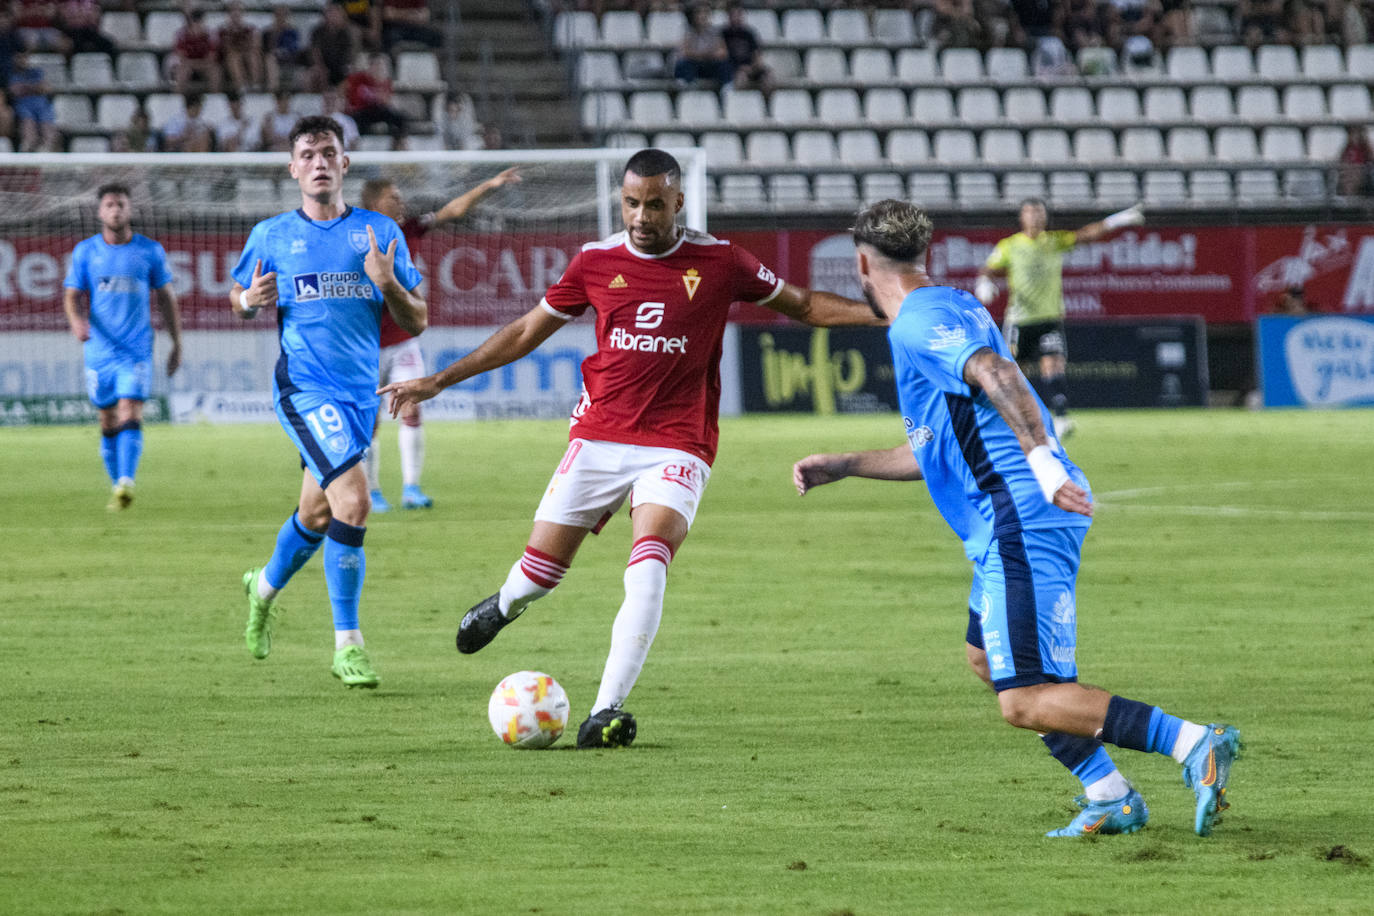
[[382, 0, 444, 51], [219, 1, 265, 92], [1154, 0, 1195, 49], [263, 4, 305, 92], [343, 0, 383, 51], [1340, 0, 1371, 45], [168, 9, 223, 94], [0, 90, 15, 150], [215, 91, 258, 151], [9, 49, 59, 152], [1272, 285, 1311, 315], [1336, 124, 1373, 197], [259, 89, 296, 152], [14, 0, 73, 55], [346, 52, 407, 148], [0, 8, 21, 90], [113, 106, 157, 152], [57, 0, 115, 57], [310, 2, 358, 91], [672, 3, 731, 88], [161, 92, 214, 153], [1237, 0, 1290, 48], [1010, 0, 1062, 43], [931, 0, 986, 49], [322, 85, 361, 150], [1063, 0, 1108, 54], [721, 2, 772, 94], [439, 91, 480, 150]]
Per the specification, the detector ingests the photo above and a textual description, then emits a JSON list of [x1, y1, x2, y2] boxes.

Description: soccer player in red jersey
[[360, 167, 521, 511], [380, 149, 885, 747]]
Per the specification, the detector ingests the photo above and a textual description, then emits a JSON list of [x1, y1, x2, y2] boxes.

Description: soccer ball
[[487, 671, 571, 749]]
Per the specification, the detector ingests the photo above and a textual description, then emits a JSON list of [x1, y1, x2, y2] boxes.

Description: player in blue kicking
[[229, 116, 426, 688], [63, 182, 183, 511], [792, 200, 1242, 838]]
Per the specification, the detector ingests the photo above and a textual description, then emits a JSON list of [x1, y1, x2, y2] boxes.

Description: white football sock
[[497, 546, 568, 619], [1171, 721, 1208, 763], [334, 629, 364, 649], [1084, 770, 1132, 802], [399, 421, 424, 487], [257, 571, 281, 600], [591, 538, 672, 714], [364, 433, 381, 491]]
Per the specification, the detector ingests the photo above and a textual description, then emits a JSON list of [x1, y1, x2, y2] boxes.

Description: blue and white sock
[[1099, 696, 1206, 763], [260, 511, 325, 597], [1042, 732, 1130, 802], [114, 420, 142, 483], [100, 429, 119, 483], [324, 519, 366, 637]]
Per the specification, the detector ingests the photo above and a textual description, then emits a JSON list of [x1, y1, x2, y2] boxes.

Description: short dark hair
[[288, 115, 345, 151], [97, 182, 131, 202], [1020, 197, 1048, 211], [360, 178, 394, 209], [623, 148, 681, 184], [852, 199, 934, 264]]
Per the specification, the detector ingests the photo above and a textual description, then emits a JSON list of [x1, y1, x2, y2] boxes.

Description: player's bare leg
[[1041, 352, 1073, 438], [397, 399, 432, 509], [364, 412, 391, 513]]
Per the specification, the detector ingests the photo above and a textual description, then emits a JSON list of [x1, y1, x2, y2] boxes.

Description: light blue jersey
[[64, 234, 174, 364], [232, 206, 422, 406], [888, 285, 1091, 562]]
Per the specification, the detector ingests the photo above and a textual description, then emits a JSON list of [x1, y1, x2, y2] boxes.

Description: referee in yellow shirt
[[975, 198, 1143, 438]]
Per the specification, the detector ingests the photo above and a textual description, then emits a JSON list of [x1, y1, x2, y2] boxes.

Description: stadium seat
[[933, 129, 978, 164], [862, 172, 905, 203], [1190, 170, 1233, 205], [896, 48, 937, 82], [956, 172, 999, 207], [1002, 171, 1046, 205], [554, 12, 599, 48], [394, 52, 441, 89], [145, 93, 185, 130], [645, 10, 685, 45], [1236, 86, 1280, 121], [69, 135, 111, 154], [1026, 128, 1071, 163], [872, 9, 916, 47], [986, 48, 1029, 81], [792, 129, 838, 165], [676, 90, 722, 126], [1165, 45, 1209, 80], [29, 53, 68, 89], [1236, 169, 1280, 201], [742, 8, 779, 43], [956, 87, 1001, 124], [1307, 124, 1347, 159], [1097, 87, 1141, 124], [1215, 126, 1259, 161], [1255, 45, 1299, 80], [908, 172, 953, 207], [116, 51, 160, 88], [700, 131, 743, 166], [52, 95, 93, 130], [804, 48, 847, 83], [723, 90, 766, 125], [143, 11, 184, 51], [1282, 84, 1327, 120], [816, 88, 860, 123], [760, 48, 802, 80], [1120, 127, 1165, 162], [1072, 128, 1118, 162], [980, 128, 1025, 164], [1143, 170, 1187, 205], [1261, 126, 1306, 161], [885, 128, 932, 164], [1050, 86, 1094, 122], [581, 91, 627, 128], [745, 130, 791, 164], [940, 48, 983, 82], [1096, 171, 1140, 205], [827, 9, 870, 44], [101, 11, 143, 46], [1003, 87, 1047, 125], [1329, 84, 1372, 119], [1284, 168, 1327, 200], [911, 88, 955, 122], [1300, 44, 1344, 78], [651, 132, 694, 154], [719, 174, 766, 208], [600, 11, 645, 46], [1347, 44, 1374, 77], [850, 48, 894, 83], [1077, 46, 1118, 75], [814, 173, 859, 206], [1144, 86, 1187, 122], [1166, 127, 1211, 163], [628, 91, 673, 126], [780, 9, 824, 43], [769, 89, 815, 123], [768, 174, 811, 206], [605, 131, 648, 149], [407, 134, 442, 151], [242, 92, 275, 123], [577, 51, 621, 88], [1211, 45, 1254, 78], [863, 88, 908, 122], [201, 93, 231, 125], [1049, 171, 1094, 207], [70, 53, 115, 90], [1190, 85, 1234, 122], [356, 135, 392, 152]]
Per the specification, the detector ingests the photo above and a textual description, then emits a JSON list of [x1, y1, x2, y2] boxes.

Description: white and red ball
[[487, 671, 571, 749]]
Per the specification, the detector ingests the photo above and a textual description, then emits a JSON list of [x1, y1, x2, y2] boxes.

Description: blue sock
[[1100, 695, 1162, 754], [114, 420, 142, 482], [1043, 732, 1117, 784], [1144, 706, 1185, 757], [324, 519, 366, 632], [100, 430, 119, 483], [262, 511, 325, 590]]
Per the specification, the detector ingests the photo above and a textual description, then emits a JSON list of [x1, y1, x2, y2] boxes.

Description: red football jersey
[[379, 214, 432, 348], [541, 228, 784, 464]]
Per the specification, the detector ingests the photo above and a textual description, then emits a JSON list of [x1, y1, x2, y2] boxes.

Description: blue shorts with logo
[[86, 357, 151, 408], [965, 525, 1088, 691], [275, 388, 376, 488]]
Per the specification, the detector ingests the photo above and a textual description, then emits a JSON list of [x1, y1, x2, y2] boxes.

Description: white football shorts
[[534, 438, 712, 532], [378, 337, 426, 386]]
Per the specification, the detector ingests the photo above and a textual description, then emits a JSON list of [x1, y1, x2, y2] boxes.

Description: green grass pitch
[[4, 410, 1373, 914]]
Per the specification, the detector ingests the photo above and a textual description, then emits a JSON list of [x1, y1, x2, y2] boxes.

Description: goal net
[[0, 147, 707, 425]]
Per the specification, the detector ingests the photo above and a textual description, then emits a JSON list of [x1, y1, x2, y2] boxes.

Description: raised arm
[[1074, 202, 1144, 244], [962, 347, 1092, 516], [793, 444, 922, 495], [378, 303, 567, 417], [764, 282, 887, 328], [431, 167, 520, 225], [363, 224, 427, 336], [154, 283, 184, 376]]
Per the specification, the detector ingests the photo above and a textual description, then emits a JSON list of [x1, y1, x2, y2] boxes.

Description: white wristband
[[1103, 203, 1144, 230], [1027, 445, 1070, 502], [238, 289, 258, 316]]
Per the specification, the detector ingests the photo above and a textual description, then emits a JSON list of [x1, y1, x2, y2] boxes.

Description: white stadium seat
[[1166, 127, 1211, 163], [101, 11, 143, 45], [1300, 44, 1344, 78], [1050, 87, 1094, 122], [908, 172, 953, 207], [394, 52, 441, 89], [862, 172, 906, 203], [581, 91, 627, 128], [554, 11, 597, 48], [723, 90, 766, 124], [872, 9, 915, 47], [1256, 45, 1299, 80], [143, 11, 184, 50], [956, 172, 999, 207], [759, 48, 802, 80], [1165, 46, 1209, 80], [70, 53, 115, 89], [1072, 128, 1117, 162], [1261, 126, 1306, 161], [1236, 86, 1280, 121], [144, 92, 185, 130], [956, 87, 1000, 124], [700, 131, 743, 166], [986, 48, 1028, 81], [780, 9, 824, 43], [1097, 87, 1141, 124], [1190, 170, 1232, 205], [676, 90, 722, 126], [1307, 125, 1347, 159], [1003, 87, 1047, 125], [599, 11, 645, 46], [896, 48, 937, 81], [1347, 44, 1374, 77], [69, 135, 111, 154], [1190, 86, 1234, 122], [863, 88, 908, 122], [745, 130, 791, 164], [912, 87, 955, 122], [117, 51, 160, 87], [803, 47, 847, 83], [850, 48, 894, 83], [1282, 84, 1327, 120], [1144, 86, 1187, 122], [1120, 127, 1165, 162], [96, 93, 139, 131], [827, 9, 871, 44], [769, 174, 811, 206], [1002, 171, 1046, 205], [1211, 46, 1254, 78], [720, 174, 766, 207], [1049, 172, 1094, 207], [651, 131, 694, 150], [792, 129, 837, 165], [1143, 170, 1187, 205], [742, 9, 779, 43], [577, 51, 621, 88], [645, 10, 685, 45], [1236, 169, 1281, 201], [53, 95, 93, 130], [885, 128, 932, 164], [940, 48, 983, 82], [816, 88, 860, 122], [1026, 128, 1071, 163], [769, 89, 815, 123], [628, 91, 673, 125], [1284, 169, 1327, 200], [1214, 126, 1259, 161], [814, 173, 859, 206], [1096, 171, 1140, 206], [980, 128, 1026, 164], [933, 128, 978, 164], [1329, 84, 1372, 120]]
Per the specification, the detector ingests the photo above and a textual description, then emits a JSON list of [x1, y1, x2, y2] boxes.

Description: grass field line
[[1096, 479, 1374, 521], [1098, 502, 1374, 521]]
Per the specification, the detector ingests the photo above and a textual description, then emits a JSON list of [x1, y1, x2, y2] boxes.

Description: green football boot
[[331, 645, 380, 688], [242, 568, 281, 659]]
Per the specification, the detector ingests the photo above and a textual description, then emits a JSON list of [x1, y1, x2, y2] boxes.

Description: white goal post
[[0, 147, 710, 425]]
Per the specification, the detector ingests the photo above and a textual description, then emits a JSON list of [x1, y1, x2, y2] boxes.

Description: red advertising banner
[[4, 224, 1372, 331]]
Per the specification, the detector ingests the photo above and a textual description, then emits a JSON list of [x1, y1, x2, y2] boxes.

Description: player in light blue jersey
[[793, 200, 1242, 838], [63, 182, 183, 511], [228, 115, 427, 688]]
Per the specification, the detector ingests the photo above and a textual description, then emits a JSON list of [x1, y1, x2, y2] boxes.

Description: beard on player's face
[[861, 279, 886, 320]]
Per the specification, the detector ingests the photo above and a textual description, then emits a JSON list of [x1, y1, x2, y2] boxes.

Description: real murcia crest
[[609, 274, 627, 289], [348, 229, 370, 254], [682, 268, 701, 300], [927, 324, 967, 350]]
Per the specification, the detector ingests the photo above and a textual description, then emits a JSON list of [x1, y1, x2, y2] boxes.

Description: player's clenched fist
[[239, 259, 277, 317]]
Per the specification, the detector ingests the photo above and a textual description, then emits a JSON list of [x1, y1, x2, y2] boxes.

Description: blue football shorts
[[85, 357, 151, 408], [275, 389, 377, 488], [965, 525, 1088, 691]]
